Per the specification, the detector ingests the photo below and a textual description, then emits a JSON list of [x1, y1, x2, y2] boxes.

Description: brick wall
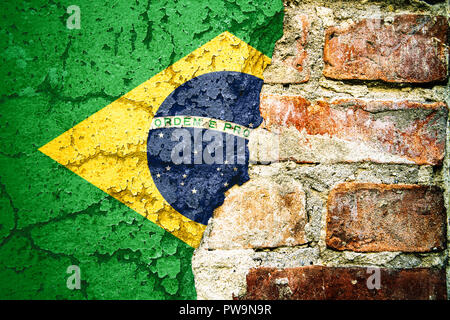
[[193, 0, 449, 300]]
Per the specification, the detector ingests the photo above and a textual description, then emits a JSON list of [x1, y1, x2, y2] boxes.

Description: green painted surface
[[0, 0, 283, 299]]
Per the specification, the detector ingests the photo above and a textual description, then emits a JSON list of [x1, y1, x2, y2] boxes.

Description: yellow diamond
[[39, 32, 270, 248]]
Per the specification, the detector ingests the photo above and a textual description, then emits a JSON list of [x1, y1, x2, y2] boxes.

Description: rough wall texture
[[0, 0, 284, 299], [192, 0, 450, 300]]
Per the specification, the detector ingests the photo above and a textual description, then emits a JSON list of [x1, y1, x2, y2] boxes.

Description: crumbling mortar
[[188, 0, 450, 299]]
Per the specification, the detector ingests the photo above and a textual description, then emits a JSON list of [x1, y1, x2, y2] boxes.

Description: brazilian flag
[[0, 0, 283, 299]]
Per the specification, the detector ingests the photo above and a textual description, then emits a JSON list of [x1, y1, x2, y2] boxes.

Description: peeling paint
[[0, 0, 284, 299]]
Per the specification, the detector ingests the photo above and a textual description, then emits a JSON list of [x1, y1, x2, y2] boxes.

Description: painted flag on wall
[[39, 32, 270, 248], [0, 0, 283, 299]]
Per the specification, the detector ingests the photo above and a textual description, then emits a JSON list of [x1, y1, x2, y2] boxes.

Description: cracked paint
[[0, 0, 283, 299], [39, 32, 271, 248]]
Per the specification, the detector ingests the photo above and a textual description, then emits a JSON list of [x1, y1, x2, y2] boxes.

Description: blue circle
[[147, 71, 263, 225]]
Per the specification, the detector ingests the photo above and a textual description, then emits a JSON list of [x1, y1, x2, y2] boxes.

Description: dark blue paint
[[147, 71, 263, 225]]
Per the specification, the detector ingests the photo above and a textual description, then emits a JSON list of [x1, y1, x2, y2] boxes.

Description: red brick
[[259, 94, 448, 165], [238, 266, 447, 300], [323, 15, 448, 83], [326, 183, 446, 252], [205, 177, 307, 249], [264, 14, 310, 83]]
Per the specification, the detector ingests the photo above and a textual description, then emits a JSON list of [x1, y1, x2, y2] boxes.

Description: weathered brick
[[257, 94, 448, 165], [204, 177, 307, 249], [323, 15, 448, 83], [238, 266, 447, 300], [264, 14, 310, 83], [326, 183, 446, 252]]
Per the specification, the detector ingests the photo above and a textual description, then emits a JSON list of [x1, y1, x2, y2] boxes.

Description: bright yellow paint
[[39, 31, 271, 248]]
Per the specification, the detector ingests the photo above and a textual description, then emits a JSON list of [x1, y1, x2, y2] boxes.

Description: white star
[[193, 150, 198, 155], [158, 132, 164, 138], [182, 174, 187, 179], [224, 182, 229, 187], [224, 160, 229, 164], [191, 188, 197, 194], [166, 166, 171, 171], [249, 123, 253, 128], [180, 182, 184, 186], [217, 168, 221, 171], [156, 173, 161, 178]]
